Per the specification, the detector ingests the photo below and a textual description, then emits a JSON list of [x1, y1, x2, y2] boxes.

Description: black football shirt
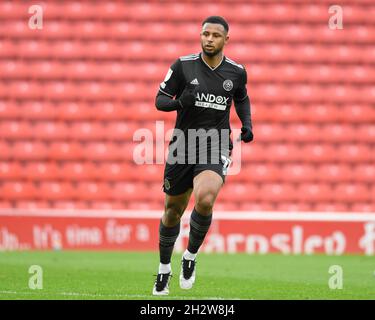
[[158, 52, 248, 164]]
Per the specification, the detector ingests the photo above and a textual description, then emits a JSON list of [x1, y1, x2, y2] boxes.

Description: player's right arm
[[155, 59, 198, 112]]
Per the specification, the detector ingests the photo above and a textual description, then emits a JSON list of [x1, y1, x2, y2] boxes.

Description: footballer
[[153, 16, 253, 295]]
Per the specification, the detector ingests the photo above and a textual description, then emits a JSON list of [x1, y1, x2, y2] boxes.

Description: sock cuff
[[159, 220, 180, 236], [191, 208, 212, 224]]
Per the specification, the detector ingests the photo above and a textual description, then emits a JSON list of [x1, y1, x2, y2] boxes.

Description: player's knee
[[164, 203, 184, 226], [195, 191, 216, 214]]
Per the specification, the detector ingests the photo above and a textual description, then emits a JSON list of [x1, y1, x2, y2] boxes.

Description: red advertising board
[[1, 210, 375, 255]]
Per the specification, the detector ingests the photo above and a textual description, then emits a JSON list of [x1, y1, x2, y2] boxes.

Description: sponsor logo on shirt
[[195, 92, 229, 111]]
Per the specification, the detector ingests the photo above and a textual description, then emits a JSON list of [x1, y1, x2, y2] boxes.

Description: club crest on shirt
[[223, 79, 233, 91]]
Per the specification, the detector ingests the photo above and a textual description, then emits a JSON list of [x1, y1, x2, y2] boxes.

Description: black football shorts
[[162, 155, 232, 196]]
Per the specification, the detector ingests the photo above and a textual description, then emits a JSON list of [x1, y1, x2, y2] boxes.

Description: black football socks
[[187, 208, 212, 254], [159, 220, 180, 268]]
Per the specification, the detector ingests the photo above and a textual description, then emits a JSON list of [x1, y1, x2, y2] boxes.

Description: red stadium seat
[[296, 183, 333, 202], [41, 21, 73, 39], [91, 102, 128, 121], [238, 202, 275, 211], [108, 22, 142, 40], [49, 142, 84, 161], [60, 162, 98, 181], [230, 4, 268, 23], [50, 40, 86, 59], [0, 60, 29, 79], [85, 41, 122, 59], [19, 102, 57, 120], [76, 182, 112, 201], [351, 203, 375, 213], [219, 183, 261, 202], [0, 162, 23, 179], [340, 104, 375, 123], [9, 81, 43, 100], [0, 141, 11, 160], [240, 143, 268, 162], [304, 104, 340, 123], [74, 22, 106, 41], [119, 142, 142, 162], [111, 182, 148, 201], [91, 201, 125, 210], [260, 183, 297, 202], [52, 201, 88, 210], [300, 144, 337, 162], [371, 185, 375, 203], [83, 142, 122, 161], [314, 203, 349, 212], [68, 122, 106, 141], [96, 162, 134, 181], [32, 121, 70, 141], [38, 182, 76, 201], [213, 202, 240, 211], [0, 201, 12, 208], [0, 101, 21, 119], [284, 124, 320, 142], [357, 124, 375, 142], [242, 164, 280, 182], [64, 61, 100, 81], [0, 2, 31, 19], [15, 201, 50, 209], [17, 40, 52, 59], [36, 61, 68, 80], [254, 123, 285, 142], [337, 144, 373, 163], [265, 143, 302, 162], [132, 164, 164, 182], [0, 121, 33, 140], [95, 2, 129, 19], [276, 202, 312, 212], [57, 102, 94, 121], [321, 124, 356, 143], [0, 40, 17, 58], [127, 202, 160, 210], [1, 182, 37, 200], [24, 162, 60, 181], [44, 81, 78, 100], [144, 183, 164, 202], [104, 122, 138, 141], [353, 164, 375, 183], [12, 141, 48, 160], [280, 164, 316, 182], [269, 104, 305, 123], [333, 183, 371, 202], [61, 2, 98, 19], [316, 164, 353, 182]]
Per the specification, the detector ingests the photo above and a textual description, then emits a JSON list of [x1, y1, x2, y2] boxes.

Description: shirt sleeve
[[233, 67, 248, 103], [159, 58, 184, 98]]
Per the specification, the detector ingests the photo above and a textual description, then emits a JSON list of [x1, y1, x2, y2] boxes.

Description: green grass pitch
[[0, 251, 374, 300]]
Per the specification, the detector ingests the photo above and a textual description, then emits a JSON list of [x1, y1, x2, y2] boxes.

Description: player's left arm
[[233, 67, 253, 143]]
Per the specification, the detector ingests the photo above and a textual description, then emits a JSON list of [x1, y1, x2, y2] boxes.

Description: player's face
[[200, 23, 229, 57]]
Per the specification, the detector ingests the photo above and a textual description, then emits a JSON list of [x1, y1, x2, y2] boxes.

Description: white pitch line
[[0, 290, 243, 300]]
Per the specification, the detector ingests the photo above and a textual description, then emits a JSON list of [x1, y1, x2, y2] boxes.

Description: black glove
[[240, 126, 254, 143], [178, 83, 199, 108]]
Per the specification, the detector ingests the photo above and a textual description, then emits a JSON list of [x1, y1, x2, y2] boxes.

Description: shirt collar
[[200, 52, 225, 71]]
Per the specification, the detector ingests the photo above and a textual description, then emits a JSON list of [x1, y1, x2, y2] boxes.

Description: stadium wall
[[1, 209, 375, 255]]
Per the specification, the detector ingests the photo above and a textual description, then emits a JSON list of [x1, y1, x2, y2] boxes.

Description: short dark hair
[[202, 16, 229, 33]]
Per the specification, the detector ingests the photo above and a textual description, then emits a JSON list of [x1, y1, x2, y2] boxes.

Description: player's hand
[[179, 83, 199, 108], [239, 126, 253, 143]]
